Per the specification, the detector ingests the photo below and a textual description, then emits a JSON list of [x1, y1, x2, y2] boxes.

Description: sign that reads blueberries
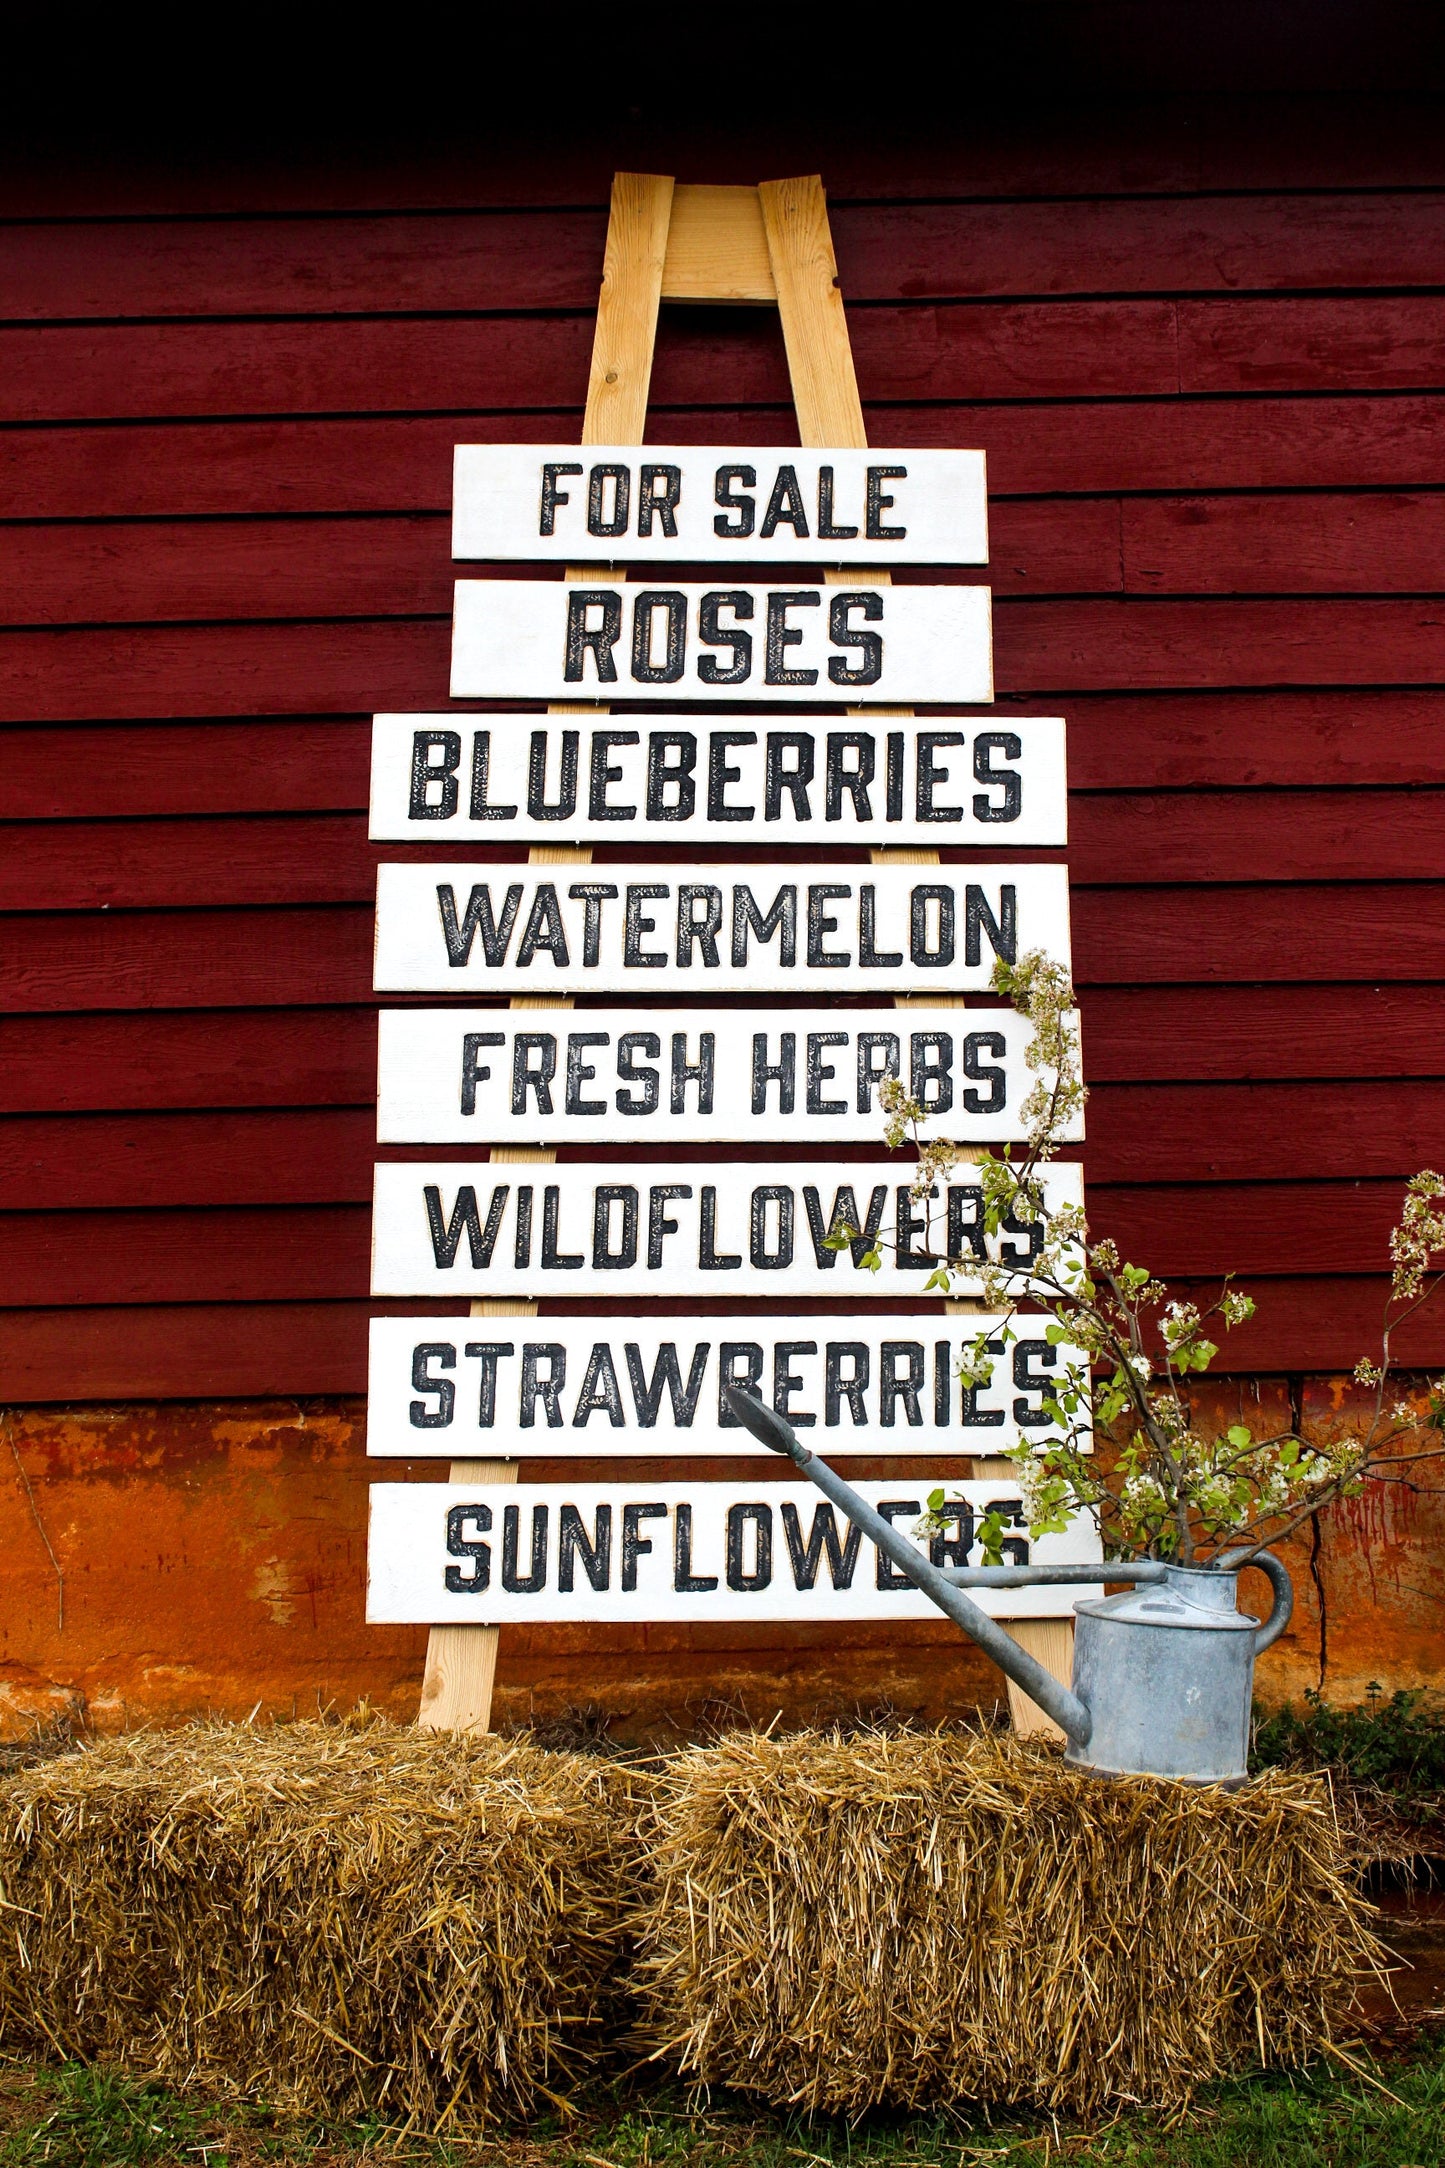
[[369, 715, 1067, 847], [449, 580, 991, 705], [366, 1314, 1092, 1460], [451, 446, 988, 564], [366, 1480, 1101, 1625], [369, 1159, 1085, 1301], [372, 863, 1070, 996], [375, 1007, 1083, 1146]]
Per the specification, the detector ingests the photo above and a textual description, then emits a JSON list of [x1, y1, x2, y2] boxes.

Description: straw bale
[[629, 1727, 1386, 2115], [0, 1720, 634, 2127]]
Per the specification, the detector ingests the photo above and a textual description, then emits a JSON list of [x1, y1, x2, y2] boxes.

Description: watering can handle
[[1218, 1547, 1294, 1653]]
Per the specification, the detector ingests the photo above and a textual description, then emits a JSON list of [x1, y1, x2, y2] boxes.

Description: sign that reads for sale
[[451, 445, 988, 564]]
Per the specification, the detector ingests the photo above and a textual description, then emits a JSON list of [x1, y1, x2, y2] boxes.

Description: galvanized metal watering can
[[724, 1388, 1293, 1785]]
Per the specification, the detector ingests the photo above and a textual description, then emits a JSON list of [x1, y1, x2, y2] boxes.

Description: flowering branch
[[841, 949, 1445, 1567]]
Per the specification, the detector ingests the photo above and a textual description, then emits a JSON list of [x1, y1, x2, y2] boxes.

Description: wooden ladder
[[417, 173, 1074, 1739]]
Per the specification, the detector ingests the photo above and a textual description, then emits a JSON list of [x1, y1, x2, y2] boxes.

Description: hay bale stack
[[0, 1721, 633, 2126], [631, 1728, 1384, 2115]]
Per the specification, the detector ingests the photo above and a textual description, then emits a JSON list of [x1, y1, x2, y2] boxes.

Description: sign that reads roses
[[449, 580, 992, 704]]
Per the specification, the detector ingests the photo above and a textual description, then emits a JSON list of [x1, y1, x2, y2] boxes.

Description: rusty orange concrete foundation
[[0, 1385, 1440, 1741]]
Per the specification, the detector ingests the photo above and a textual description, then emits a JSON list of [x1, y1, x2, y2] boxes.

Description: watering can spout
[[723, 1386, 1094, 1749]]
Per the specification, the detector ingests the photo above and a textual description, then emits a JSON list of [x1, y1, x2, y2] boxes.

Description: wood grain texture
[[760, 176, 866, 450], [0, 1274, 1438, 1403], [11, 692, 1445, 826], [663, 186, 774, 303], [4, 788, 1439, 911], [5, 882, 1442, 1015], [14, 293, 1445, 428], [14, 396, 1445, 520], [1, 984, 1440, 1119], [0, 1181, 1419, 1310], [11, 194, 1445, 323]]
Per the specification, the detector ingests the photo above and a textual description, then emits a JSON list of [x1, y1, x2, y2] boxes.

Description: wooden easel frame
[[417, 174, 1073, 1737]]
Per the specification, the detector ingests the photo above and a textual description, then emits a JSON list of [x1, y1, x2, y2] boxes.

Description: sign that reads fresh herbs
[[375, 1006, 1083, 1146]]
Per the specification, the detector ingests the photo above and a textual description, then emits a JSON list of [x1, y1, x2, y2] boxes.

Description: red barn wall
[[2, 91, 1443, 1734]]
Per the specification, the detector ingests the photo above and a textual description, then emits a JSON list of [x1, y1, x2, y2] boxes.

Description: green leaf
[[1227, 1424, 1252, 1449]]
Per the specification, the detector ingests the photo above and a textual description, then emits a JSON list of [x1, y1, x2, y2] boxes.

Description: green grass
[[2, 2045, 1443, 2168], [1251, 1687, 1445, 1823]]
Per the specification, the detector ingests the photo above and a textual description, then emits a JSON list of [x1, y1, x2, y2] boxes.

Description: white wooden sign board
[[451, 446, 988, 565], [367, 1313, 1091, 1459], [375, 1006, 1083, 1146], [367, 1480, 1102, 1624], [370, 1158, 1085, 1299], [450, 580, 992, 704], [369, 715, 1068, 847], [372, 863, 1070, 996]]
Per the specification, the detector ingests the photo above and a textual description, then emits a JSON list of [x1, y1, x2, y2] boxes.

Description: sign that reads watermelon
[[372, 863, 1070, 997]]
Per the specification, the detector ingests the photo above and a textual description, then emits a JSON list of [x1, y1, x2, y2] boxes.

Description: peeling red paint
[[0, 1387, 1439, 1739]]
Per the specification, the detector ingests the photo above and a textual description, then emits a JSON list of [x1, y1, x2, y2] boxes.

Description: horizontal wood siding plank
[[3, 1269, 1438, 1402], [0, 1180, 1416, 1307], [0, 1009, 377, 1111], [0, 306, 1182, 424], [13, 398, 1445, 519], [9, 694, 1445, 823], [0, 1082, 1436, 1208], [13, 296, 1445, 430], [2, 791, 1439, 911], [5, 197, 1445, 322], [1120, 493, 1445, 596], [16, 491, 1445, 629], [996, 598, 1445, 691], [12, 601, 1445, 724], [2, 984, 1438, 1117], [1, 885, 1436, 1013]]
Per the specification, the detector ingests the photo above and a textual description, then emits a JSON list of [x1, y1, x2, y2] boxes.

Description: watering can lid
[[1074, 1574, 1260, 1632]]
